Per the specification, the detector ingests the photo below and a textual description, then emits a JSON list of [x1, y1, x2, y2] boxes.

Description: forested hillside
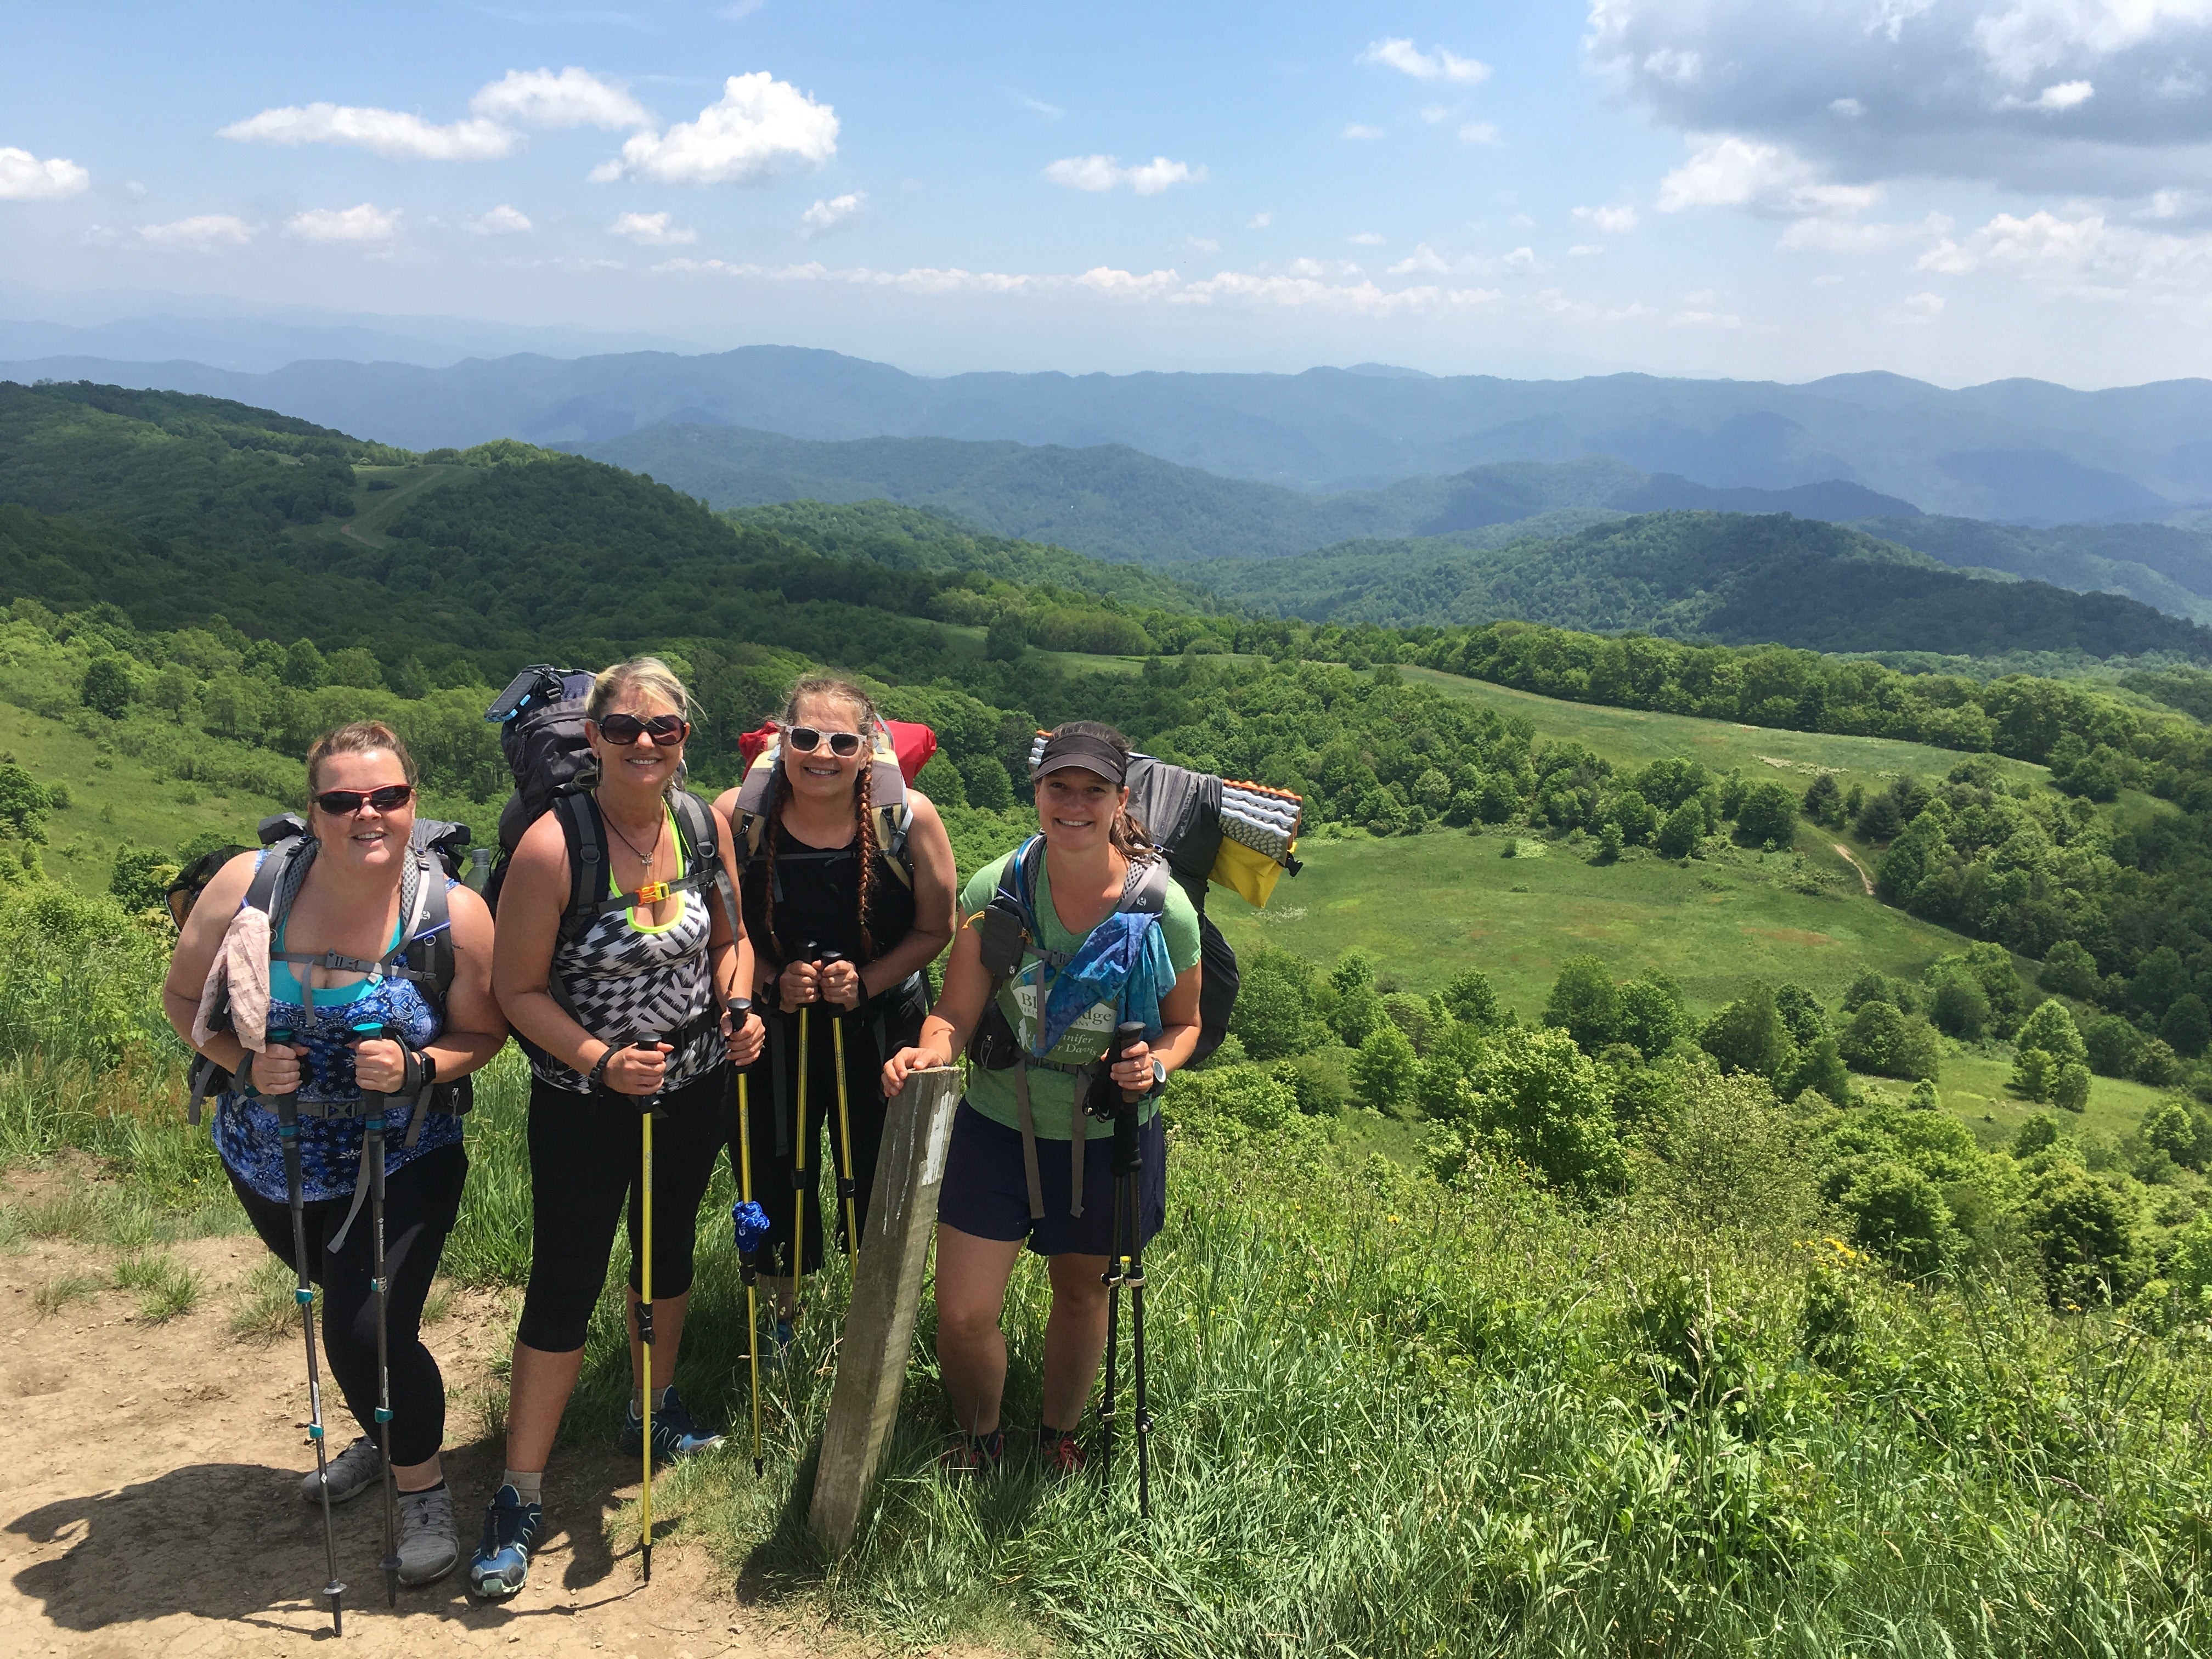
[[1180, 511, 2212, 658], [1863, 514, 2212, 625]]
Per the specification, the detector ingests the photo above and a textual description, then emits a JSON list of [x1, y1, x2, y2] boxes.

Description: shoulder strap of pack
[[554, 791, 603, 941], [1120, 854, 1172, 917], [874, 799, 915, 888], [396, 859, 455, 1005], [672, 789, 742, 1013], [241, 834, 312, 929]]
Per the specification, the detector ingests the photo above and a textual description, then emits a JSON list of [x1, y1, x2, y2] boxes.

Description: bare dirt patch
[[0, 1176, 819, 1659]]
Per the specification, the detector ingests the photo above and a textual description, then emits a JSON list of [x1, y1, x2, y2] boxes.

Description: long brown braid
[[765, 676, 885, 967]]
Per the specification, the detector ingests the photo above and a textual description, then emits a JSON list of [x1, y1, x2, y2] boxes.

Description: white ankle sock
[[501, 1469, 543, 1504]]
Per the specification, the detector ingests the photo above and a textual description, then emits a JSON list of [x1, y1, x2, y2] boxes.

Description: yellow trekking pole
[[820, 950, 860, 1257], [729, 1006, 769, 1479], [634, 1039, 661, 1584]]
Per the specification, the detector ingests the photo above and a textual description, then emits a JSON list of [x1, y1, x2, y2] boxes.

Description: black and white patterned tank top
[[533, 798, 724, 1096]]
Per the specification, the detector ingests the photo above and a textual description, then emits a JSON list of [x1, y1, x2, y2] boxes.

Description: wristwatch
[[585, 1046, 616, 1094], [1149, 1057, 1167, 1093], [413, 1050, 438, 1090]]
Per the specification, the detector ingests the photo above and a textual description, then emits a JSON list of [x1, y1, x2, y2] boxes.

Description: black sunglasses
[[786, 726, 864, 758], [595, 713, 689, 747], [315, 783, 415, 816]]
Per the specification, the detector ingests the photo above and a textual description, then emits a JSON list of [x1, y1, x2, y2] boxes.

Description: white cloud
[[1589, 0, 2212, 195], [1286, 257, 1367, 277], [1914, 207, 2212, 298], [1812, 272, 1846, 285], [1042, 154, 1205, 194], [799, 190, 865, 237], [136, 214, 253, 249], [1348, 230, 1385, 245], [1657, 133, 1882, 217], [1503, 245, 1540, 269], [1182, 235, 1221, 253], [221, 103, 515, 161], [0, 146, 89, 200], [471, 67, 652, 130], [1358, 37, 1492, 83], [1669, 307, 1741, 327], [593, 72, 837, 186], [1568, 242, 1605, 255], [1247, 210, 1273, 228], [1458, 121, 1500, 144], [1010, 91, 1064, 120], [469, 204, 533, 235], [286, 203, 402, 242], [1572, 203, 1640, 234], [609, 210, 696, 245], [1421, 105, 1451, 123], [1341, 122, 1385, 140], [1778, 211, 1950, 253]]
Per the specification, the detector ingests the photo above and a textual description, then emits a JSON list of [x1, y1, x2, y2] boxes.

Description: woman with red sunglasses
[[714, 676, 957, 1345], [473, 656, 765, 1601], [163, 720, 506, 1589]]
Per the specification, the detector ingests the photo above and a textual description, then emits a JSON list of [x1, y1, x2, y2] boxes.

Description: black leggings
[[231, 1141, 467, 1468], [733, 991, 920, 1278], [515, 1067, 729, 1355]]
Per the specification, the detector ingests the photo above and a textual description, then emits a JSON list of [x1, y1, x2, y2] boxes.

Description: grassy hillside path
[[1832, 842, 1875, 895], [0, 1162, 816, 1659]]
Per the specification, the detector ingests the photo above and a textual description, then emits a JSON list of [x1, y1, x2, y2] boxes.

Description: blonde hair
[[589, 656, 692, 723], [306, 720, 417, 803]]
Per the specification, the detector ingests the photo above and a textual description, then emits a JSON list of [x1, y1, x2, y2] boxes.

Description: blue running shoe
[[467, 1484, 543, 1601], [619, 1385, 725, 1460], [764, 1318, 795, 1373]]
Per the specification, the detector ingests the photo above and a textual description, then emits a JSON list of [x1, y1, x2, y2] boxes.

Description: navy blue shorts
[[936, 1099, 1166, 1257]]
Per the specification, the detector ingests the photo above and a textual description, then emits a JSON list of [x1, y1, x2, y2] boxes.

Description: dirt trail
[[0, 1169, 812, 1659], [1831, 843, 1875, 896]]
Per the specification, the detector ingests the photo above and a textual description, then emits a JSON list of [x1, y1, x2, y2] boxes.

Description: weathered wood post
[[808, 1065, 961, 1553]]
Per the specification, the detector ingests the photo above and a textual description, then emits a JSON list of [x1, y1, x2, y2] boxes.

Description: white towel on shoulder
[[191, 905, 272, 1056]]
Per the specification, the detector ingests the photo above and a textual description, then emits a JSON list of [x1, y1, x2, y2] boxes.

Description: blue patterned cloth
[[211, 942, 459, 1206], [1034, 909, 1174, 1056]]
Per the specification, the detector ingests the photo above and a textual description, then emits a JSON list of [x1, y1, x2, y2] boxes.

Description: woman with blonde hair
[[716, 675, 956, 1342], [470, 657, 765, 1601], [165, 720, 505, 1590]]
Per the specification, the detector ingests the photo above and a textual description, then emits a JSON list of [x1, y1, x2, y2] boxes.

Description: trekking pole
[[820, 949, 861, 1258], [791, 946, 814, 1318], [633, 1037, 662, 1584], [729, 1003, 770, 1479], [351, 1021, 403, 1609], [1094, 1021, 1153, 1518], [268, 1026, 347, 1634]]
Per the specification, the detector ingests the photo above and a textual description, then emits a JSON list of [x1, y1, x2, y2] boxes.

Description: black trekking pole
[[352, 1022, 403, 1608], [1093, 1021, 1153, 1517], [819, 949, 861, 1258], [268, 1027, 347, 1633]]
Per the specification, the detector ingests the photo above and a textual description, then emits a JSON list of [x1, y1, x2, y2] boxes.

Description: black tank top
[[740, 814, 917, 975]]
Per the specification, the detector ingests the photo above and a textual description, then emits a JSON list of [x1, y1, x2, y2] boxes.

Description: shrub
[[2160, 993, 2210, 1058], [1456, 1024, 1624, 1195], [1734, 780, 1799, 848], [1350, 1022, 1416, 1115], [1656, 801, 1703, 858], [1785, 1036, 1852, 1107], [1165, 1063, 1299, 1137], [1839, 1002, 1943, 1081], [1835, 1158, 1957, 1277], [1380, 991, 1436, 1056], [1616, 975, 1687, 1059], [1437, 968, 1503, 1029], [109, 847, 178, 913], [0, 764, 52, 840], [1701, 985, 1795, 1080], [1928, 973, 1991, 1040], [1543, 956, 1620, 1053], [82, 653, 133, 718], [2081, 1012, 2145, 1079], [2020, 1163, 2142, 1306], [1801, 772, 1841, 827], [2039, 939, 2100, 1000], [1612, 788, 1655, 845], [2051, 1061, 2092, 1114], [1229, 947, 1318, 1062], [2013, 1115, 2061, 1158]]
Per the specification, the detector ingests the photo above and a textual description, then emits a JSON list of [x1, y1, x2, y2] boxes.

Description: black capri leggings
[[515, 1066, 729, 1355], [733, 983, 923, 1278], [230, 1141, 467, 1468]]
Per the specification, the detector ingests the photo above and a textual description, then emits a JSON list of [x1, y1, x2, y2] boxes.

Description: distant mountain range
[[5, 343, 2209, 522]]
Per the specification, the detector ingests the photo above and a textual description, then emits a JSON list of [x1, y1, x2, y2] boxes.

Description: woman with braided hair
[[716, 676, 956, 1340]]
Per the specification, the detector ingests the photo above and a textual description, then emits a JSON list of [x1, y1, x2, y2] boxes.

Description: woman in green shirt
[[882, 723, 1203, 1474]]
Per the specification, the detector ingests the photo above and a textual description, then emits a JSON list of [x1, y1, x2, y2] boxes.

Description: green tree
[[1460, 1024, 1624, 1195], [2039, 939, 2100, 1000], [109, 847, 178, 912], [1616, 975, 1686, 1058], [916, 752, 967, 807], [1656, 800, 1703, 858], [1928, 973, 1991, 1040], [2147, 1102, 2209, 1172], [0, 764, 52, 841], [1835, 1158, 1957, 1275], [1351, 1020, 1416, 1115], [280, 638, 328, 689], [1840, 1001, 1942, 1081], [1437, 968, 1503, 1029], [1701, 984, 1795, 1080], [1802, 772, 1841, 827], [1786, 1035, 1852, 1107], [2051, 1061, 2092, 1113], [2021, 1164, 2141, 1305], [957, 754, 1016, 810], [1228, 948, 1317, 1062], [1611, 789, 1656, 845], [150, 662, 195, 723], [2012, 999, 2088, 1100], [1595, 820, 1623, 862], [2159, 994, 2210, 1058], [81, 654, 132, 718], [984, 612, 1028, 661], [1543, 956, 1621, 1053], [1735, 780, 1799, 848], [1773, 983, 1826, 1047], [2013, 1115, 2061, 1158], [2080, 1013, 2143, 1078], [1907, 1077, 1941, 1111]]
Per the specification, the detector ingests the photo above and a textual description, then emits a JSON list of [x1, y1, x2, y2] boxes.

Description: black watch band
[[413, 1049, 438, 1090], [585, 1047, 616, 1094]]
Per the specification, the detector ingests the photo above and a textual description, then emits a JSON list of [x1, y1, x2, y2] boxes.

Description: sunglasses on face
[[786, 726, 864, 758], [314, 784, 415, 816], [595, 713, 689, 747]]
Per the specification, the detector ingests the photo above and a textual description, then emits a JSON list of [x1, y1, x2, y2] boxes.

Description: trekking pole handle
[[1110, 1020, 1148, 1105]]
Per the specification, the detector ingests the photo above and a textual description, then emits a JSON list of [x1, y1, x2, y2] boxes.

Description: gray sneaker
[[301, 1436, 382, 1506], [396, 1484, 461, 1587]]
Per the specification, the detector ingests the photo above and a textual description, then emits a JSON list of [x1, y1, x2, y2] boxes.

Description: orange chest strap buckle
[[633, 881, 674, 906]]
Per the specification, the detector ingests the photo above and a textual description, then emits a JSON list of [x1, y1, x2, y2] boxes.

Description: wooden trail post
[[808, 1066, 961, 1554]]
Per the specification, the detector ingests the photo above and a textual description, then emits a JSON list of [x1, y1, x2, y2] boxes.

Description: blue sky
[[5, 1, 2212, 385]]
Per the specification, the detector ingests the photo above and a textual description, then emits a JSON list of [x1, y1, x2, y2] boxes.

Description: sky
[[5, 1, 2212, 386]]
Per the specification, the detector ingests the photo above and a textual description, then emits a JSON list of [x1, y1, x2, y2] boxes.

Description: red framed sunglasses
[[314, 784, 415, 815]]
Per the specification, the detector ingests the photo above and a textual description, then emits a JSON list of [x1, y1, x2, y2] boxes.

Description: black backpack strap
[[554, 791, 604, 943]]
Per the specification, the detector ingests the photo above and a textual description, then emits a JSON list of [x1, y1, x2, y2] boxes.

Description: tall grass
[[4, 877, 2208, 1654]]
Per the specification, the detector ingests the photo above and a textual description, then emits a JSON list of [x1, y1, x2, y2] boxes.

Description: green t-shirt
[[962, 849, 1201, 1140]]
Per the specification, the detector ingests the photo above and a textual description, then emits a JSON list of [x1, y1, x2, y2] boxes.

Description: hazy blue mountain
[[1171, 512, 2212, 660], [572, 424, 1938, 565], [7, 344, 2212, 520], [1857, 515, 2212, 624]]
